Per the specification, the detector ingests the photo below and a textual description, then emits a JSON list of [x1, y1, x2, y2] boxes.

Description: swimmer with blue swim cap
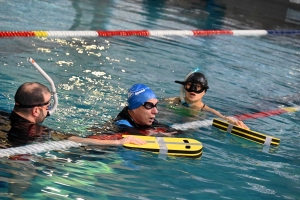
[[165, 70, 250, 130], [127, 84, 157, 111], [116, 83, 158, 127], [113, 84, 181, 136]]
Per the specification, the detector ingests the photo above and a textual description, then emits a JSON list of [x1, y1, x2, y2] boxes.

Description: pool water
[[0, 0, 300, 199]]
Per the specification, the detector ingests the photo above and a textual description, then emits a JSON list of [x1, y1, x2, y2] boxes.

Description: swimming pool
[[0, 0, 300, 199]]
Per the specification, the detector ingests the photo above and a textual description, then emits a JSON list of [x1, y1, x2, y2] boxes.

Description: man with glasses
[[12, 82, 52, 124], [111, 84, 181, 136], [8, 82, 146, 147]]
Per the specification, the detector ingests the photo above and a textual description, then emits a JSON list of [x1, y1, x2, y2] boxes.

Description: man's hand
[[119, 135, 147, 145]]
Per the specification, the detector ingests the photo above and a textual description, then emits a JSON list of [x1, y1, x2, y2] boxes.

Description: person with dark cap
[[167, 71, 249, 129], [7, 82, 146, 148], [112, 83, 181, 136]]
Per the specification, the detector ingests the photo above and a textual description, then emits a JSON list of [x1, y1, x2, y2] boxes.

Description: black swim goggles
[[175, 81, 208, 94], [16, 100, 52, 110], [143, 102, 158, 110]]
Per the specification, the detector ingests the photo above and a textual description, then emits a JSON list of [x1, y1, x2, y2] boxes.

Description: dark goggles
[[143, 102, 158, 110], [175, 80, 208, 94], [16, 100, 52, 110], [184, 82, 206, 94]]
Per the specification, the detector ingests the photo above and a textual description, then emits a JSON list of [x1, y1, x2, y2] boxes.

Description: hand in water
[[234, 120, 250, 130], [226, 117, 250, 130], [120, 135, 147, 145]]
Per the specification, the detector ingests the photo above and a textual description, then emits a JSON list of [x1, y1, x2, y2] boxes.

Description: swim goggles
[[15, 101, 52, 110], [175, 81, 208, 94], [143, 102, 158, 110]]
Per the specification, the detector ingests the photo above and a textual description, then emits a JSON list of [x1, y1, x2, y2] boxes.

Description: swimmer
[[112, 83, 182, 136], [166, 72, 249, 129], [8, 82, 146, 147]]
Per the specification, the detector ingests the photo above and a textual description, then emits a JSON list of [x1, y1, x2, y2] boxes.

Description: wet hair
[[14, 82, 50, 112]]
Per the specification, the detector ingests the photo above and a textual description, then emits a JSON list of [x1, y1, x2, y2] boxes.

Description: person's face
[[36, 92, 51, 123], [131, 98, 158, 126], [185, 86, 205, 103]]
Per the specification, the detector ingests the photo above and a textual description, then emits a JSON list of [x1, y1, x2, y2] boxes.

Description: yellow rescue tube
[[123, 135, 203, 158], [212, 118, 280, 146]]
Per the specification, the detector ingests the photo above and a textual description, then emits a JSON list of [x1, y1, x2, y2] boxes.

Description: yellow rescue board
[[123, 135, 203, 158], [212, 118, 280, 146]]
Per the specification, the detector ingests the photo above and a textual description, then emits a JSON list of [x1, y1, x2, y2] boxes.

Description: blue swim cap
[[127, 84, 156, 110]]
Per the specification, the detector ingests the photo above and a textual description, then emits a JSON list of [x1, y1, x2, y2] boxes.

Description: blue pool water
[[0, 0, 300, 199]]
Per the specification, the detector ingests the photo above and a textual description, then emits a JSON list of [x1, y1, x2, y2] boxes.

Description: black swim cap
[[175, 72, 209, 93]]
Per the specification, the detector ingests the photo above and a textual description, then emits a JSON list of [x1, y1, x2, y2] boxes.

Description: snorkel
[[178, 68, 201, 103], [27, 57, 58, 115]]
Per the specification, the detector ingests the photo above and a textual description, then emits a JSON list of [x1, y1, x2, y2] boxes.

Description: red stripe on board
[[192, 30, 233, 36], [234, 108, 288, 121], [0, 31, 35, 37], [97, 30, 150, 37]]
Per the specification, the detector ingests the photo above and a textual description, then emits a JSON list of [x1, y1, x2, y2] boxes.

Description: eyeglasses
[[143, 102, 158, 110], [16, 100, 51, 110]]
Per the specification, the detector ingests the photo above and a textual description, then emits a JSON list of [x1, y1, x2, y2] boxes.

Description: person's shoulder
[[0, 111, 10, 124], [202, 104, 212, 111], [9, 111, 28, 122], [114, 119, 133, 128], [114, 107, 129, 120]]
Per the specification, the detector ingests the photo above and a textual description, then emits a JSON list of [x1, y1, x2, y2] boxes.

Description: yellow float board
[[123, 135, 203, 158], [212, 118, 280, 146]]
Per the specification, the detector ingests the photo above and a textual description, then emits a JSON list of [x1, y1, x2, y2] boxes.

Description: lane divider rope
[[0, 140, 82, 157], [1, 105, 297, 157], [171, 106, 300, 130], [0, 30, 300, 38]]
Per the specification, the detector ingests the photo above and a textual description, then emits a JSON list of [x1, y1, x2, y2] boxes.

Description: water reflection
[[69, 0, 115, 30], [63, 0, 300, 31]]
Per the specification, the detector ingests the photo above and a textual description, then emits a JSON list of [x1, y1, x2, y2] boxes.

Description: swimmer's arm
[[203, 105, 250, 130], [202, 105, 227, 119], [68, 136, 146, 145]]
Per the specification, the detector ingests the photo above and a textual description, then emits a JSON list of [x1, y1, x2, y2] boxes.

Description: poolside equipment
[[0, 30, 300, 38], [27, 57, 58, 115], [123, 135, 203, 158], [212, 118, 280, 146]]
